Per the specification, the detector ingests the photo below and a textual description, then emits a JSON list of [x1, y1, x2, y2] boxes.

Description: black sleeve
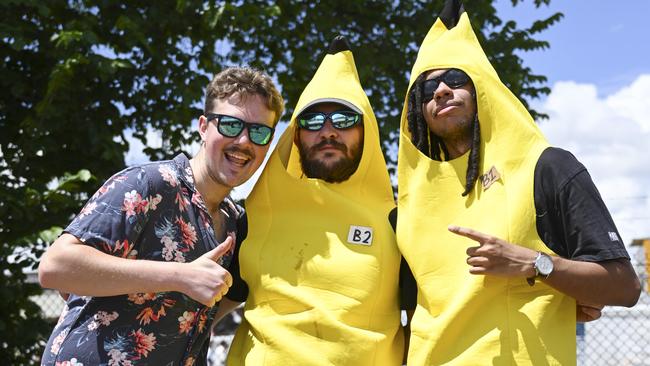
[[399, 257, 418, 310], [390, 207, 418, 310], [225, 212, 250, 302], [534, 147, 630, 262]]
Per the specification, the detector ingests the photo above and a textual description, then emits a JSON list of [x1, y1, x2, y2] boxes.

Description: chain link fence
[[577, 244, 650, 366], [32, 244, 649, 365]]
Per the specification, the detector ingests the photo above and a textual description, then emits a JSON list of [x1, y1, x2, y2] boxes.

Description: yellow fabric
[[227, 48, 403, 365], [396, 12, 576, 366]]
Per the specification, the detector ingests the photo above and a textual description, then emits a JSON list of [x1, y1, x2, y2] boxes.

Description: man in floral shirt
[[38, 66, 284, 366]]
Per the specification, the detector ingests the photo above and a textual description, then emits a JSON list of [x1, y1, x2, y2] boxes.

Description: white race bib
[[347, 225, 373, 246]]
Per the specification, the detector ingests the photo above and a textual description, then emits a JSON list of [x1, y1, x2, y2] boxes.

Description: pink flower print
[[191, 190, 204, 208], [122, 190, 146, 217], [114, 240, 134, 258], [87, 310, 119, 331], [227, 231, 237, 255], [127, 248, 138, 259], [159, 164, 179, 187], [145, 194, 162, 212], [107, 348, 131, 366], [50, 327, 70, 355], [113, 175, 128, 183], [79, 201, 97, 219], [127, 292, 156, 305], [184, 166, 194, 184], [175, 191, 190, 212], [55, 304, 70, 328], [93, 180, 116, 199], [87, 321, 99, 331], [97, 240, 133, 259], [98, 311, 119, 325], [161, 236, 178, 261], [178, 311, 196, 334], [173, 250, 186, 263], [55, 358, 84, 366], [176, 218, 197, 248], [131, 329, 156, 358]]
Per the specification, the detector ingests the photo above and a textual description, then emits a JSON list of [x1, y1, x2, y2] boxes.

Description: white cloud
[[539, 74, 650, 242], [606, 75, 650, 132]]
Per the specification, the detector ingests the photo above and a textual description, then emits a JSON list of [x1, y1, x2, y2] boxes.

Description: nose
[[434, 82, 453, 101], [232, 127, 252, 145], [318, 119, 338, 139]]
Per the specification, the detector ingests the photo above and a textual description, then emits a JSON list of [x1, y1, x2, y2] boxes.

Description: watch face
[[537, 254, 554, 276]]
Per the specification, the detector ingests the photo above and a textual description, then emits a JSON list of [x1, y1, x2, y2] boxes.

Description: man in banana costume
[[222, 36, 414, 365], [396, 1, 641, 365]]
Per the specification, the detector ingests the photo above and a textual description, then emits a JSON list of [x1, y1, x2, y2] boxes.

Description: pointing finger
[[449, 225, 492, 244]]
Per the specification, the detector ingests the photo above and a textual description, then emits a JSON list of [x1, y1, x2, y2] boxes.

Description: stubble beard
[[430, 109, 475, 139], [208, 144, 256, 189]]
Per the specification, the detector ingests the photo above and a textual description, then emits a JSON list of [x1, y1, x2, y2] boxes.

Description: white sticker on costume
[[347, 225, 373, 246], [608, 232, 620, 242]]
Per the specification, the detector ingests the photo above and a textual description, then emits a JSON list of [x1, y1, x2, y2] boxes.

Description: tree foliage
[[0, 0, 561, 363]]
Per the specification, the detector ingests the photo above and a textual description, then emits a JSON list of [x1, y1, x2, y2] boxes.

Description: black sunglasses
[[421, 68, 471, 103], [205, 113, 274, 146], [297, 110, 362, 131]]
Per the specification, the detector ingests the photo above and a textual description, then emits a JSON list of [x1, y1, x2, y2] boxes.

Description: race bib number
[[347, 225, 373, 246], [479, 165, 501, 191]]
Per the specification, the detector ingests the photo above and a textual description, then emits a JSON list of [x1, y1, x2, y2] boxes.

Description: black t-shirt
[[224, 212, 250, 303], [534, 147, 629, 261], [226, 212, 418, 310]]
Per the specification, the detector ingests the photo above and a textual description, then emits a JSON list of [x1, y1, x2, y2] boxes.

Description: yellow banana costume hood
[[227, 37, 403, 366], [397, 2, 575, 365]]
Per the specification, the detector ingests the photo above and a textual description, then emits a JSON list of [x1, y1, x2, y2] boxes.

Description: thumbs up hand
[[178, 236, 234, 306]]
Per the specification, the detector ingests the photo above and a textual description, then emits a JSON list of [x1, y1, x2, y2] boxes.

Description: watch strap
[[527, 252, 542, 286]]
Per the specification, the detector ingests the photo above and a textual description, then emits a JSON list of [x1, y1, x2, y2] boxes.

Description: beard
[[298, 138, 363, 183]]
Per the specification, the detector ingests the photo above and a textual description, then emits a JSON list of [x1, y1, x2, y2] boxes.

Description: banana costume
[[396, 4, 575, 366], [227, 38, 404, 365]]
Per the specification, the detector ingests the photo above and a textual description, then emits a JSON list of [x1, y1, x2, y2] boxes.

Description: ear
[[198, 115, 209, 142], [293, 127, 301, 146]]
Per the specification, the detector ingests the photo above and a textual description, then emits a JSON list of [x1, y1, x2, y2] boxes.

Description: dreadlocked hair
[[462, 113, 480, 196], [407, 74, 429, 155], [406, 77, 481, 197], [407, 74, 448, 161]]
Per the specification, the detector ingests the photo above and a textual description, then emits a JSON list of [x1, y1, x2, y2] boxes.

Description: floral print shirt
[[42, 154, 243, 366]]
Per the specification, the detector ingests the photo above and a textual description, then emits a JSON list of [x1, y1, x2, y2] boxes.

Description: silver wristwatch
[[526, 252, 554, 286]]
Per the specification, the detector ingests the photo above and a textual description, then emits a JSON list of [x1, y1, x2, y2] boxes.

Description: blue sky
[[127, 1, 650, 243], [495, 0, 650, 95], [494, 0, 650, 243]]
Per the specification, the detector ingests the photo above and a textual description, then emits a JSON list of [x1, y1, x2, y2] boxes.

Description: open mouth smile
[[224, 150, 252, 167]]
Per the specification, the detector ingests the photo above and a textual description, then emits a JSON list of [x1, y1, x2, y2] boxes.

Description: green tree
[[0, 1, 561, 363]]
